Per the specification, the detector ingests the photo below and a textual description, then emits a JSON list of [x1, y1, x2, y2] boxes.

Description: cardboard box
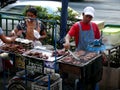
[[93, 20, 105, 30]]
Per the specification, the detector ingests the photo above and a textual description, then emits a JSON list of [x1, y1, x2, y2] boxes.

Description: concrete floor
[[0, 71, 120, 90]]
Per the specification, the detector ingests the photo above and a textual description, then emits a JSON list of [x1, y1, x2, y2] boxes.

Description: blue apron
[[76, 22, 94, 51]]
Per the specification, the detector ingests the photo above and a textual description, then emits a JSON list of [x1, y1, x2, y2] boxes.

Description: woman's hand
[[16, 30, 23, 37]]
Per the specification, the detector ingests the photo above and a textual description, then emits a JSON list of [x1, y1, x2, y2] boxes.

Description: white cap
[[83, 6, 95, 17]]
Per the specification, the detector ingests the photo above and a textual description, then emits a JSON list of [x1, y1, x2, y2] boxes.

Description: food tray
[[0, 43, 27, 55], [59, 51, 101, 67], [22, 49, 64, 62]]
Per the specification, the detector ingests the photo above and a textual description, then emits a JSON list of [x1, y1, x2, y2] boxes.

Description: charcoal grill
[[58, 51, 103, 89]]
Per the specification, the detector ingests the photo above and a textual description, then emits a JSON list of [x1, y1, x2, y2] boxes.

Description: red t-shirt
[[68, 21, 100, 47]]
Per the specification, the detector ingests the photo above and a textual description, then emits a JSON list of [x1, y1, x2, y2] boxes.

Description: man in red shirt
[[63, 6, 100, 51], [63, 6, 103, 90]]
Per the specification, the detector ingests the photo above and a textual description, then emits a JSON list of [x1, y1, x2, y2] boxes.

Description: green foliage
[[22, 5, 50, 19], [22, 5, 80, 22], [36, 6, 48, 19]]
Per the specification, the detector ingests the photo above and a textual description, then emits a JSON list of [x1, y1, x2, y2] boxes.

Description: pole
[[59, 0, 69, 48]]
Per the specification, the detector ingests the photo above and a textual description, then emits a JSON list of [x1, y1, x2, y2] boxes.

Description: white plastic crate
[[31, 78, 62, 90], [44, 68, 55, 74]]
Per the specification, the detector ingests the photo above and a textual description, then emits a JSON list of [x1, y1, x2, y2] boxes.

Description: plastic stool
[[74, 79, 83, 90], [75, 79, 79, 90], [95, 83, 99, 90]]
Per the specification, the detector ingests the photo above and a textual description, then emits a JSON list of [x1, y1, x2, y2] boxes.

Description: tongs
[[67, 49, 80, 61]]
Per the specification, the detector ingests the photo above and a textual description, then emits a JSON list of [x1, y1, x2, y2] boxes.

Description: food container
[[22, 49, 65, 62], [15, 38, 33, 49], [102, 25, 120, 45]]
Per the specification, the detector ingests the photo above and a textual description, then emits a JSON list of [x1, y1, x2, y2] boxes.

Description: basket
[[16, 70, 45, 81], [31, 78, 62, 90]]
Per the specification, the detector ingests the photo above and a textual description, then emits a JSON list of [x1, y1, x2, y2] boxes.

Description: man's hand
[[63, 34, 71, 50], [63, 42, 70, 50], [16, 30, 23, 37]]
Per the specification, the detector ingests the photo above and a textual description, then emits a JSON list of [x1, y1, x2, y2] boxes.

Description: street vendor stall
[[0, 38, 63, 90]]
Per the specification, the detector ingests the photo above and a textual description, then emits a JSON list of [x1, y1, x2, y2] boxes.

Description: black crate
[[25, 57, 44, 74], [81, 55, 103, 84], [59, 54, 103, 84]]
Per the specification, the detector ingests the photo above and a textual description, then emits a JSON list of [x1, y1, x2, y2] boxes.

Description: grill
[[58, 51, 103, 85]]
